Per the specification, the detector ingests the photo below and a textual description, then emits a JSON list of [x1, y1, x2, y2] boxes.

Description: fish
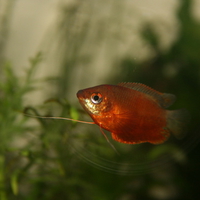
[[76, 82, 190, 145]]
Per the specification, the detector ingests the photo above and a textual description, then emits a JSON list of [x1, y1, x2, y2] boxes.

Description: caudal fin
[[166, 109, 190, 139]]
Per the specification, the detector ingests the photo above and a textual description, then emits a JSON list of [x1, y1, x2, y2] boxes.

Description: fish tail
[[166, 109, 190, 139]]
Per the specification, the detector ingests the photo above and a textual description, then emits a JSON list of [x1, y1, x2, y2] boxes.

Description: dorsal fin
[[118, 82, 176, 108]]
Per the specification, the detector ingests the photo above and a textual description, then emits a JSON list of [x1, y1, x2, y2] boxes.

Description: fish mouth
[[76, 90, 84, 101]]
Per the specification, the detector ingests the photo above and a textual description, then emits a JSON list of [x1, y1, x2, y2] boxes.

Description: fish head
[[77, 85, 113, 116]]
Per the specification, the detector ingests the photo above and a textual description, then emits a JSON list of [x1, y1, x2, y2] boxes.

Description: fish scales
[[77, 83, 189, 145]]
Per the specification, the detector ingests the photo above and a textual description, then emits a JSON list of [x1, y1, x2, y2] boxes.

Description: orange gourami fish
[[77, 82, 190, 144]]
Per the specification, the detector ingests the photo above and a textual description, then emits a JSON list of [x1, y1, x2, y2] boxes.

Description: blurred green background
[[0, 0, 200, 199]]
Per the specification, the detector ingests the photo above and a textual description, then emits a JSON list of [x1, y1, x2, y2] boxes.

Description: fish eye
[[91, 93, 102, 104]]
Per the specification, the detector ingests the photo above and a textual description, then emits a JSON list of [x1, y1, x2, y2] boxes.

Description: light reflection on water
[[69, 129, 199, 175]]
